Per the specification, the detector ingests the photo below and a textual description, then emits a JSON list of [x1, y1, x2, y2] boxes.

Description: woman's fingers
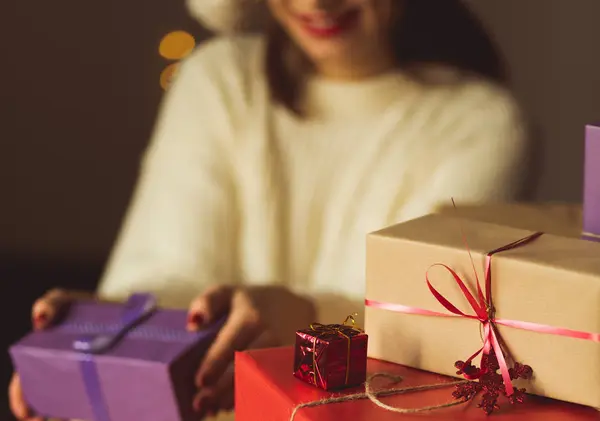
[[193, 329, 276, 417], [8, 374, 27, 419], [8, 374, 43, 421], [192, 388, 217, 419], [215, 368, 235, 412], [216, 388, 234, 413], [31, 288, 71, 330], [193, 365, 234, 418], [195, 290, 263, 387], [187, 285, 234, 331], [214, 329, 276, 410], [194, 313, 260, 388], [190, 287, 283, 418]]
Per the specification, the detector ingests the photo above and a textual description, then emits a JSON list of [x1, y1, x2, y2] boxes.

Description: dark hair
[[265, 0, 506, 116]]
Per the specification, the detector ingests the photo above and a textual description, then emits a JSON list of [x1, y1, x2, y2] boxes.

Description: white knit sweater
[[97, 36, 528, 323]]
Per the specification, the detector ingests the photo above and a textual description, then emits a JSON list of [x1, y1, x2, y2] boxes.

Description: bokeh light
[[158, 31, 196, 90], [159, 31, 196, 60], [160, 63, 180, 90]]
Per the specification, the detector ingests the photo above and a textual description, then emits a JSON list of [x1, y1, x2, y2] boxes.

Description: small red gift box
[[235, 347, 600, 421], [293, 318, 368, 390]]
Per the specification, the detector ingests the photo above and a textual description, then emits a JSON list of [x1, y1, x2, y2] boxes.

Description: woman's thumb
[[31, 289, 70, 330]]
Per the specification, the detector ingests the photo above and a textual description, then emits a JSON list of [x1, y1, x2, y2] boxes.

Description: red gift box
[[235, 347, 600, 421], [293, 321, 367, 390]]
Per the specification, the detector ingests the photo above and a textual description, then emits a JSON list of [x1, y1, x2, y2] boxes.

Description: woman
[[9, 0, 533, 419]]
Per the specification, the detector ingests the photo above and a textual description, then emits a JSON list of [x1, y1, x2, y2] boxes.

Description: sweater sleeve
[[97, 41, 239, 308], [397, 82, 531, 222]]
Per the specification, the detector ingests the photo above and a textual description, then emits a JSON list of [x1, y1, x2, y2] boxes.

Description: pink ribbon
[[366, 231, 600, 396]]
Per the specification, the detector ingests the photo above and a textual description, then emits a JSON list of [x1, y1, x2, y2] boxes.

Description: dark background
[[3, 1, 211, 417], [3, 0, 600, 418]]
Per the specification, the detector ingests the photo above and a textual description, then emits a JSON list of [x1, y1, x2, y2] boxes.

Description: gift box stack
[[10, 125, 600, 421], [235, 124, 600, 420]]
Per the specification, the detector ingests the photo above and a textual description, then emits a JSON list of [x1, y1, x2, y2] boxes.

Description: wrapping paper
[[9, 294, 224, 421], [436, 203, 582, 239], [235, 347, 599, 421], [293, 321, 367, 390], [584, 124, 600, 242], [365, 214, 600, 409]]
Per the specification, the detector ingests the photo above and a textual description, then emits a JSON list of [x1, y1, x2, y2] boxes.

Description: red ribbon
[[366, 231, 600, 396]]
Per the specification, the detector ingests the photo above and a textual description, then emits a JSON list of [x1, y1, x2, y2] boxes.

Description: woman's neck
[[315, 53, 397, 81]]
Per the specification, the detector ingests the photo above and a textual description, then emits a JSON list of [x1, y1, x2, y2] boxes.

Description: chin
[[294, 33, 356, 63], [304, 43, 350, 64]]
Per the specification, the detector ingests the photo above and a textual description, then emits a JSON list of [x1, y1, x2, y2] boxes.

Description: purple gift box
[[9, 294, 224, 421], [583, 123, 600, 243]]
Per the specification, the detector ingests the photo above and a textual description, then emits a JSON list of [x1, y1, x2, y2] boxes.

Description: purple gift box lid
[[9, 295, 224, 421], [583, 123, 600, 241]]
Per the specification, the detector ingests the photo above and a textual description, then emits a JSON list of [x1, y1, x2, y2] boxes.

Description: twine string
[[289, 373, 469, 421]]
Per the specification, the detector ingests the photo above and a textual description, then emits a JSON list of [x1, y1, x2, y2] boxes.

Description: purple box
[[583, 123, 600, 242], [9, 295, 223, 421]]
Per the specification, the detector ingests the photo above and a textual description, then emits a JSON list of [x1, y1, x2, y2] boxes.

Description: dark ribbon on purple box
[[70, 294, 164, 421]]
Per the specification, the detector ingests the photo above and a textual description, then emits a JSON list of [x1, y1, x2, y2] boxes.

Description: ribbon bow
[[425, 232, 543, 396], [309, 314, 363, 385]]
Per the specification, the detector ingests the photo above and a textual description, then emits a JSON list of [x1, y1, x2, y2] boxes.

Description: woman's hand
[[187, 285, 316, 419], [8, 288, 93, 420]]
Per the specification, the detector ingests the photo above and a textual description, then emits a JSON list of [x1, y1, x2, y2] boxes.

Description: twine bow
[[309, 314, 363, 385]]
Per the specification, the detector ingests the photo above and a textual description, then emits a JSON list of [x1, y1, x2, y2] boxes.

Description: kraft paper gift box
[[9, 294, 224, 421], [583, 123, 600, 242], [364, 214, 600, 409], [235, 347, 600, 421], [436, 203, 582, 239]]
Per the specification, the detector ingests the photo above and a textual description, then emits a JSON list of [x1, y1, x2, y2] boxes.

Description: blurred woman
[[10, 0, 533, 420]]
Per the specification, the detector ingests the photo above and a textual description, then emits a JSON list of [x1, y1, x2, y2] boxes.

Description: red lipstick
[[296, 9, 360, 39]]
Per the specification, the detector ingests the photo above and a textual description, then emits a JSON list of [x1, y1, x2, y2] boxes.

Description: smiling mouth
[[295, 8, 360, 38]]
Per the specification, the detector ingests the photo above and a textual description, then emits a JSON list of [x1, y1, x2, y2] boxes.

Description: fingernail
[[187, 312, 204, 327], [33, 313, 48, 328]]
